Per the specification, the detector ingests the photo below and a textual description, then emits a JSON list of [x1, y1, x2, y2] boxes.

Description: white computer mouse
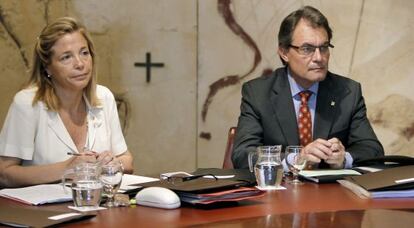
[[135, 187, 181, 209]]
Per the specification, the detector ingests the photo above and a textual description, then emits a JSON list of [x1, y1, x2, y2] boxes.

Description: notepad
[[119, 174, 159, 192], [0, 184, 72, 205], [299, 169, 361, 183], [300, 169, 361, 177]]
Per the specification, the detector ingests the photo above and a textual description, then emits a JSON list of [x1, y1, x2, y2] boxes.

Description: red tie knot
[[299, 91, 312, 103]]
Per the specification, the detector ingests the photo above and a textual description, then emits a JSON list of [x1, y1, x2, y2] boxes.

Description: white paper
[[68, 206, 107, 212], [370, 189, 414, 198], [355, 166, 383, 173], [255, 185, 286, 191], [159, 171, 192, 179], [159, 171, 235, 180], [395, 177, 414, 184], [119, 174, 159, 191], [204, 175, 235, 179], [0, 184, 72, 205], [300, 169, 361, 177], [48, 213, 81, 221]]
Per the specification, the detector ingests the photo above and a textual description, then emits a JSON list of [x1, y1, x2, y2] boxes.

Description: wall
[[197, 0, 414, 168], [0, 0, 413, 175]]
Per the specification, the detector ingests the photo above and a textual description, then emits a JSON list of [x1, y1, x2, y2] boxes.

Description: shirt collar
[[83, 93, 103, 127], [287, 69, 319, 97]]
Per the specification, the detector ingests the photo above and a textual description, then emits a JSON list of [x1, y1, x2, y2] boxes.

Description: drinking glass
[[100, 161, 123, 207], [285, 146, 306, 184]]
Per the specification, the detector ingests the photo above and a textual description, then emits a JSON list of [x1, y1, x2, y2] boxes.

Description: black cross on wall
[[134, 52, 165, 83]]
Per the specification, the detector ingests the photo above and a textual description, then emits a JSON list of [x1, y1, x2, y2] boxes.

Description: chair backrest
[[222, 127, 237, 169]]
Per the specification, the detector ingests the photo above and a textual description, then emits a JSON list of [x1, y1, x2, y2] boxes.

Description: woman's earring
[[47, 74, 51, 78]]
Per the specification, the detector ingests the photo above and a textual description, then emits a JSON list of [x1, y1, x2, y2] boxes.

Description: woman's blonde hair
[[27, 17, 100, 110]]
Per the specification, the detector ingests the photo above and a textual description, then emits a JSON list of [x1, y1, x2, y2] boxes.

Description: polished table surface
[[193, 209, 414, 227], [2, 181, 414, 227]]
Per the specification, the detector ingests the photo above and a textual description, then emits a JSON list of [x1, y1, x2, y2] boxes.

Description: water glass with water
[[285, 145, 306, 184], [100, 160, 123, 207]]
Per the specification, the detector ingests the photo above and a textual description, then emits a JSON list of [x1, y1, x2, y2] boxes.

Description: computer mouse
[[135, 187, 181, 209]]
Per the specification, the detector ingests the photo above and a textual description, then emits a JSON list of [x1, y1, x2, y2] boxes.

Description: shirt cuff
[[282, 153, 295, 172], [282, 152, 353, 170], [344, 152, 353, 169]]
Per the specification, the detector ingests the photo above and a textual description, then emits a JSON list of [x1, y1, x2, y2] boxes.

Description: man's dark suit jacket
[[232, 67, 384, 169]]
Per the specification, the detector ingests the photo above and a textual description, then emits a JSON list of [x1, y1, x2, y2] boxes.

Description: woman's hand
[[96, 150, 116, 165]]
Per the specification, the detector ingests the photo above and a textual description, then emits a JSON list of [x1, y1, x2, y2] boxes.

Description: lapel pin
[[330, 101, 335, 106]]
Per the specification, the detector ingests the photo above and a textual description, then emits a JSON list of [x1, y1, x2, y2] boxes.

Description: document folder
[[139, 178, 247, 193], [345, 165, 414, 191], [354, 155, 414, 168], [192, 168, 256, 185], [338, 165, 414, 198], [138, 169, 263, 205], [0, 205, 95, 227]]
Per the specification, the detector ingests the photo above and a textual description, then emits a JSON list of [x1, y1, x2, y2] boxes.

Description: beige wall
[[1, 0, 413, 175]]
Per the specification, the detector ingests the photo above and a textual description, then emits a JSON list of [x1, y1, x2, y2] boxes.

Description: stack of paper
[[0, 184, 72, 205], [0, 175, 160, 205], [119, 174, 158, 193], [299, 169, 361, 183]]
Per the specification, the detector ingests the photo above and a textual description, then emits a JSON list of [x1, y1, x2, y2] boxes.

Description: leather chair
[[222, 127, 237, 169]]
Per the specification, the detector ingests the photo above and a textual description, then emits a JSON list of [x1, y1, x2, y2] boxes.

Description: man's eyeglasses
[[289, 43, 334, 56], [160, 173, 218, 184]]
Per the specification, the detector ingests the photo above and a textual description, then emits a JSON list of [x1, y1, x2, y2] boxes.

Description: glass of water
[[285, 145, 306, 184], [100, 161, 123, 207], [71, 180, 103, 208]]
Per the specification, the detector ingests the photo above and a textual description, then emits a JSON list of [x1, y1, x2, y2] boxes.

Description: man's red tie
[[298, 91, 312, 146]]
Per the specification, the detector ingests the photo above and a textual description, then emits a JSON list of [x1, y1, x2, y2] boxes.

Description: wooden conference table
[[1, 181, 414, 227]]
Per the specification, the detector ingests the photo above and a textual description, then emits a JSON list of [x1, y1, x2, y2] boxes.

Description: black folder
[[0, 205, 95, 227], [139, 178, 247, 193], [139, 169, 255, 193], [192, 168, 256, 185], [345, 165, 414, 191], [354, 155, 414, 168]]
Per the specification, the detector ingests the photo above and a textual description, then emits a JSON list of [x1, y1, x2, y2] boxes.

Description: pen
[[67, 152, 82, 156], [67, 151, 98, 157]]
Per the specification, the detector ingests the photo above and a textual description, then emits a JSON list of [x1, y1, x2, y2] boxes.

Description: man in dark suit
[[232, 6, 383, 169]]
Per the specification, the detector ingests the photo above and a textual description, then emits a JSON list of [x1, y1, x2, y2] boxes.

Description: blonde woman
[[0, 17, 133, 187]]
